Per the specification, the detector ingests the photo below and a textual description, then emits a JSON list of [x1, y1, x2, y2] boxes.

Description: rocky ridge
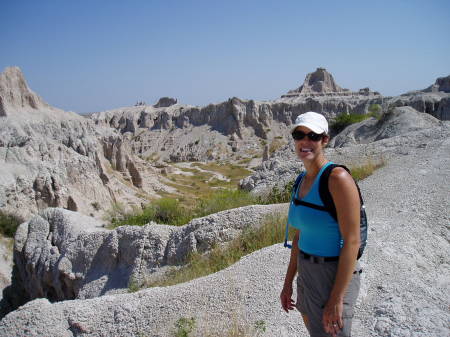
[[387, 75, 450, 120], [1, 204, 287, 315], [0, 67, 170, 221], [89, 68, 386, 164], [240, 106, 446, 195]]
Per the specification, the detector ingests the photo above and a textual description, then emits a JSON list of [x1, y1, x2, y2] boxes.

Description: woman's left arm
[[322, 167, 361, 335]]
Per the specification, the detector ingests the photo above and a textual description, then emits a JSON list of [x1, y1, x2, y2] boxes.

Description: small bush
[[257, 178, 296, 205], [104, 202, 128, 226], [91, 202, 101, 211], [174, 317, 196, 337], [0, 211, 22, 237], [330, 108, 382, 134], [368, 103, 382, 115], [111, 198, 192, 228]]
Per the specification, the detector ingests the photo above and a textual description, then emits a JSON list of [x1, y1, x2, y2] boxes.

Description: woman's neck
[[304, 156, 328, 178]]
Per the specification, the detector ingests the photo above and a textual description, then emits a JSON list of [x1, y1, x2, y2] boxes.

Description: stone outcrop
[[1, 204, 286, 315], [329, 106, 442, 148], [0, 67, 162, 222], [282, 67, 381, 98], [387, 75, 450, 120], [154, 97, 177, 108], [0, 66, 48, 116], [287, 67, 347, 95], [240, 106, 448, 195], [91, 88, 384, 164]]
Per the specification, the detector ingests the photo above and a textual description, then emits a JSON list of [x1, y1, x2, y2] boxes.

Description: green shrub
[[174, 317, 196, 337], [368, 103, 382, 116], [194, 189, 257, 218], [0, 211, 22, 237], [111, 198, 192, 228], [104, 202, 128, 226], [257, 178, 296, 205], [331, 109, 382, 134]]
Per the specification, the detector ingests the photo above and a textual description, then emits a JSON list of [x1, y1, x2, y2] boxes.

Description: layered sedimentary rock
[[90, 68, 385, 163], [0, 66, 49, 117], [387, 75, 450, 120], [0, 67, 162, 221]]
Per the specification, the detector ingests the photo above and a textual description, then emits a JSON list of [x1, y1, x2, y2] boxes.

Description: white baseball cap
[[291, 111, 328, 134]]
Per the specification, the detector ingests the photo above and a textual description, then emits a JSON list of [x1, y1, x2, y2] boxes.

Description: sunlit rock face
[[387, 74, 450, 120], [0, 67, 157, 221]]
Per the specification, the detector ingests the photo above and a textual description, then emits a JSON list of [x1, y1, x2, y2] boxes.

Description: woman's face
[[293, 126, 328, 162]]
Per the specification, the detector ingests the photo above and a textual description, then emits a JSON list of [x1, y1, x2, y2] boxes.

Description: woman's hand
[[280, 284, 296, 313], [322, 297, 344, 336]]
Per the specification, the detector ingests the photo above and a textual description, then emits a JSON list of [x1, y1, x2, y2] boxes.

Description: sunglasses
[[291, 130, 324, 142]]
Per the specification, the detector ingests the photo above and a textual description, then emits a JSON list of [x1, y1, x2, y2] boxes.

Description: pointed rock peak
[[0, 66, 47, 116], [435, 75, 450, 93], [424, 75, 450, 93], [295, 67, 346, 94]]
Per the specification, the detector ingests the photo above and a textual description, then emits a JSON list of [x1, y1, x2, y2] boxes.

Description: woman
[[280, 111, 361, 337]]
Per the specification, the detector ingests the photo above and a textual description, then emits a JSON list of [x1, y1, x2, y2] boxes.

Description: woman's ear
[[322, 135, 330, 147]]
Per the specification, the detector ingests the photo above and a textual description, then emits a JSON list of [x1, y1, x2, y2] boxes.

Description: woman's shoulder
[[328, 165, 357, 195]]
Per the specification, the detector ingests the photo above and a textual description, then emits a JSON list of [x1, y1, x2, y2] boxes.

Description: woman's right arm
[[280, 230, 299, 312]]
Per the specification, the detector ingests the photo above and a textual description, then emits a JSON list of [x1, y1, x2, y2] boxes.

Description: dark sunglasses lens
[[292, 131, 323, 141], [308, 132, 323, 141], [292, 131, 305, 140]]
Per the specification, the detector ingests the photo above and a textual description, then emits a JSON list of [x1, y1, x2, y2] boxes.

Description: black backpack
[[287, 163, 368, 259]]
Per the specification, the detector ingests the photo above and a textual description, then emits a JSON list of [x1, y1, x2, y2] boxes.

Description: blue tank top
[[287, 162, 343, 256]]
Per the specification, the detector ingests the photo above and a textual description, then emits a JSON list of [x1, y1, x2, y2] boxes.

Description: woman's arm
[[323, 167, 361, 335], [280, 230, 300, 312]]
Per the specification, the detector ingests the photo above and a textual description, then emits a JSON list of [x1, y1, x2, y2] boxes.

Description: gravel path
[[352, 130, 450, 336]]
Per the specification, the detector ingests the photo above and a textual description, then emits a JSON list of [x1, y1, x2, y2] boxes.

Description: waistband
[[299, 250, 339, 263]]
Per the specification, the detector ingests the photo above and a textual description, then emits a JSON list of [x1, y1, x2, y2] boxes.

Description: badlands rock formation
[[0, 67, 169, 221], [90, 68, 385, 163], [240, 106, 445, 195], [388, 75, 450, 120], [1, 204, 287, 315], [0, 121, 448, 336]]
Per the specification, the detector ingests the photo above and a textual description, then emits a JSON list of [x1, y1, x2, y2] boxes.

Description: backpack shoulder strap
[[291, 171, 305, 199], [319, 164, 347, 221], [319, 164, 365, 221]]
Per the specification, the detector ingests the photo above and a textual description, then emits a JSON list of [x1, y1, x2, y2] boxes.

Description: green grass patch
[[194, 189, 257, 218], [110, 198, 193, 228], [0, 211, 22, 237], [109, 189, 259, 228], [331, 108, 382, 134], [237, 157, 252, 165], [191, 162, 251, 185], [349, 158, 385, 181], [147, 214, 290, 287]]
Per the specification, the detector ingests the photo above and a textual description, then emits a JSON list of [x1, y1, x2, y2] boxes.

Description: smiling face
[[293, 126, 329, 163]]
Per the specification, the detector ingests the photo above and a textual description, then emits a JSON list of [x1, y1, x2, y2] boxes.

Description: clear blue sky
[[1, 0, 449, 114]]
